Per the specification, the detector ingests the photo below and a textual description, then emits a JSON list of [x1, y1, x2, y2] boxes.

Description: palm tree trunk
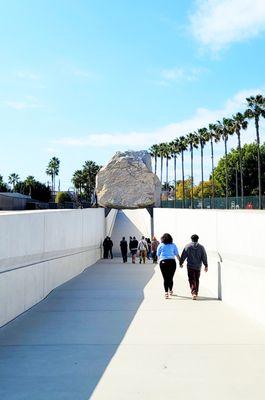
[[166, 157, 169, 204], [160, 157, 163, 183], [190, 146, 194, 209], [210, 137, 215, 208], [224, 138, 228, 209], [155, 156, 157, 175], [237, 131, 244, 209], [255, 116, 262, 209], [201, 145, 204, 209], [181, 151, 185, 208], [174, 155, 177, 208]]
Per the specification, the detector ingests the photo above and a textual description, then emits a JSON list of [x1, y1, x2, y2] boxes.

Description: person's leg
[[139, 251, 142, 263], [159, 262, 168, 292], [110, 249, 113, 259], [103, 248, 108, 259], [168, 260, 176, 292], [187, 268, 197, 295], [195, 269, 201, 295], [125, 252, 128, 263], [142, 250, 146, 264]]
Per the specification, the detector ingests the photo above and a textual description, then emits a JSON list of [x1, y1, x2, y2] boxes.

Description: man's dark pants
[[121, 251, 127, 263], [187, 267, 201, 295]]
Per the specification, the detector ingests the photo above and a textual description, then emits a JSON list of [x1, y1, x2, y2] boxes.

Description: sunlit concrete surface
[[0, 258, 264, 400]]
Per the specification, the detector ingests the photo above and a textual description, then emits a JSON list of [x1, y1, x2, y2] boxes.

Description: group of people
[[102, 233, 208, 300], [120, 236, 160, 264]]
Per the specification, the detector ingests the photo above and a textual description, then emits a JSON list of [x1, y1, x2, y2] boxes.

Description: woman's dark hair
[[161, 233, 173, 244]]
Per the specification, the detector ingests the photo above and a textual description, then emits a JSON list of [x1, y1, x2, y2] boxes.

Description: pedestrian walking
[[130, 236, 138, 263], [103, 236, 109, 259], [120, 237, 128, 263], [179, 234, 208, 300], [138, 236, 148, 264], [146, 238, 151, 259], [103, 236, 113, 259], [157, 233, 180, 299], [151, 236, 159, 263]]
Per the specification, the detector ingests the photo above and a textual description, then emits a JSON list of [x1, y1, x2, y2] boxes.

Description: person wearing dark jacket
[[103, 236, 113, 259], [120, 237, 128, 263], [130, 236, 138, 264], [180, 234, 208, 300]]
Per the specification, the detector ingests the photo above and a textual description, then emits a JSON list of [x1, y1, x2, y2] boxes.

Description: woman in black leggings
[[157, 233, 180, 299]]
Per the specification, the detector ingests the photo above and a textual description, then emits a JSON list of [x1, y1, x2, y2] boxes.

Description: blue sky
[[1, 0, 265, 189]]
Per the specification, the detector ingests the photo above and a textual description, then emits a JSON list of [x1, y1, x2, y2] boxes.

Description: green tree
[[230, 113, 248, 208], [0, 175, 8, 192], [214, 143, 265, 199], [208, 123, 221, 207], [186, 133, 199, 209], [245, 94, 265, 209], [149, 144, 159, 175], [216, 118, 234, 208], [24, 175, 36, 196], [197, 128, 209, 208], [169, 139, 180, 208], [8, 173, 20, 191], [46, 157, 60, 195], [176, 178, 192, 201], [178, 136, 188, 208], [72, 161, 101, 203]]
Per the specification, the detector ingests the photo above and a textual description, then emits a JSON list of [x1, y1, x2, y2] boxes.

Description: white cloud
[[16, 71, 40, 80], [158, 66, 207, 86], [189, 0, 265, 52], [72, 68, 101, 80], [5, 96, 43, 110], [52, 86, 264, 150]]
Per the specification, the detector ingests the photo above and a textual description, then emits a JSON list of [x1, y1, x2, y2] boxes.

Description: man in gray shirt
[[180, 234, 208, 300]]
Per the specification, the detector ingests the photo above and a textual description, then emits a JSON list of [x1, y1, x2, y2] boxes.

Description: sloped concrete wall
[[154, 209, 265, 326], [111, 209, 151, 256], [0, 209, 105, 327]]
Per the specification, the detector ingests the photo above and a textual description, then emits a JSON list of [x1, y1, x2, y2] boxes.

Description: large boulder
[[96, 150, 161, 209]]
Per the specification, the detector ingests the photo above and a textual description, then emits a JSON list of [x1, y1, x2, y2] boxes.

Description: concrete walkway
[[0, 259, 264, 400]]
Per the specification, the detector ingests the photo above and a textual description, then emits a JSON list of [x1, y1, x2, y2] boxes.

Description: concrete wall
[[105, 209, 118, 237], [0, 209, 105, 327], [111, 209, 151, 256], [154, 209, 265, 326]]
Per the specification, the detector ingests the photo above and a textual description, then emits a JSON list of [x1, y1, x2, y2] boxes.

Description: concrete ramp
[[111, 210, 151, 256]]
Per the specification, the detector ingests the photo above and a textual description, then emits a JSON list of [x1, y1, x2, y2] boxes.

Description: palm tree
[[164, 143, 171, 203], [72, 170, 84, 195], [46, 157, 60, 195], [24, 175, 36, 196], [8, 173, 20, 191], [157, 143, 167, 187], [178, 136, 188, 208], [169, 139, 180, 208], [245, 94, 265, 209], [149, 144, 159, 175], [208, 123, 221, 208], [217, 118, 234, 209], [197, 128, 209, 209], [82, 160, 101, 202], [186, 132, 199, 209], [231, 112, 248, 208]]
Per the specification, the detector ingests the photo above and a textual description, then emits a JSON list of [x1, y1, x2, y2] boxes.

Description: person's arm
[[201, 246, 208, 272], [157, 244, 162, 260], [179, 247, 187, 267], [174, 244, 180, 262]]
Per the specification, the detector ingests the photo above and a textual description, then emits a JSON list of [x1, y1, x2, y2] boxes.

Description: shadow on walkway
[[171, 294, 219, 301], [0, 259, 155, 400]]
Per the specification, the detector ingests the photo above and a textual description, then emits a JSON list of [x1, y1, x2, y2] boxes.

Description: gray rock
[[96, 150, 161, 209]]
